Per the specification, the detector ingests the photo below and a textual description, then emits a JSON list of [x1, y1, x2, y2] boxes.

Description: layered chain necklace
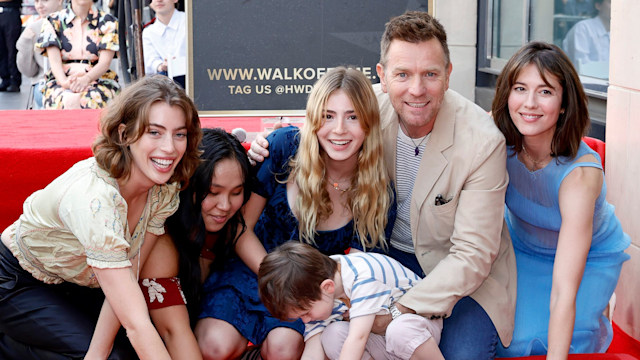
[[327, 175, 350, 194], [399, 117, 428, 156]]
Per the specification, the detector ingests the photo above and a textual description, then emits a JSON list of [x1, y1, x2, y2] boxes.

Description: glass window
[[488, 0, 610, 95], [491, 0, 527, 61]]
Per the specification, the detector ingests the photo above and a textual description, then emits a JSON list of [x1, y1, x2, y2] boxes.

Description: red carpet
[[609, 322, 640, 358], [500, 355, 636, 359], [0, 109, 301, 230]]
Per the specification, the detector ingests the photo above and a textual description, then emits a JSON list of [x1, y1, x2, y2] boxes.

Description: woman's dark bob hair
[[492, 41, 589, 159]]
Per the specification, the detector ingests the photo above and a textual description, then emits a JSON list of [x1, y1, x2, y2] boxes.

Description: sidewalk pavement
[[0, 78, 32, 110]]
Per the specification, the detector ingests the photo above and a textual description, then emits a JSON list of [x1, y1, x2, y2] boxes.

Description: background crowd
[[1, 0, 186, 109]]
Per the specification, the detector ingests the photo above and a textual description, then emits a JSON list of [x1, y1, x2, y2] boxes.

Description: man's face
[[376, 38, 452, 137], [150, 0, 177, 17], [596, 0, 611, 23]]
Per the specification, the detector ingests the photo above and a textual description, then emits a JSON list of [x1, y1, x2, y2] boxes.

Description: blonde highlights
[[289, 67, 391, 250]]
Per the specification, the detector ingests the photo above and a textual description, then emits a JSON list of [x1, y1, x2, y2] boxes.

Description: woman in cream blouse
[[0, 75, 202, 359]]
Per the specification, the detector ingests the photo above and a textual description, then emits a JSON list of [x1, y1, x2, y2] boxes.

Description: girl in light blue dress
[[492, 41, 630, 357]]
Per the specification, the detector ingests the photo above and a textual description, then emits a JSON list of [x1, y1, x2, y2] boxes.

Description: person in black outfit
[[0, 0, 22, 92]]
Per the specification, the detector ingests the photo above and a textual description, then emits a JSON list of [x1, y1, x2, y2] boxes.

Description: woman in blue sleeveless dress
[[196, 67, 396, 359], [492, 41, 630, 357]]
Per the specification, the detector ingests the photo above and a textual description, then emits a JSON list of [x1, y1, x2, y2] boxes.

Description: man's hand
[[247, 120, 282, 165], [371, 313, 392, 335], [371, 303, 415, 335], [157, 59, 168, 73]]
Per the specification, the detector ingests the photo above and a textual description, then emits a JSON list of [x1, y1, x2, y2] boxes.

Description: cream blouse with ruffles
[[5, 158, 179, 287]]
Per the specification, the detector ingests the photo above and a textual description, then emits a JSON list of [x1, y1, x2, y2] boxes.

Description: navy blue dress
[[200, 126, 395, 345]]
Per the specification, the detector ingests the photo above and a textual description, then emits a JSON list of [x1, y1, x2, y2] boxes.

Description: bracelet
[[389, 303, 402, 320]]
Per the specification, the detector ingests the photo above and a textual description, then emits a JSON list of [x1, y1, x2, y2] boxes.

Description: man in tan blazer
[[248, 11, 516, 360], [373, 11, 516, 359]]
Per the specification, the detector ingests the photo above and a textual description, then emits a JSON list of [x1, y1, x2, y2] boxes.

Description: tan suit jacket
[[375, 84, 516, 346]]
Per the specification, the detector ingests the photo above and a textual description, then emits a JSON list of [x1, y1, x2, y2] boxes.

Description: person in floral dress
[[36, 0, 119, 109]]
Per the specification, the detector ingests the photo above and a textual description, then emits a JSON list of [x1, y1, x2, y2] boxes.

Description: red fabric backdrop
[[0, 109, 274, 230]]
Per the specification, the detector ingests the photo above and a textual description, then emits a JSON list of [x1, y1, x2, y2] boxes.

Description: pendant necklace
[[399, 118, 428, 156], [327, 175, 350, 193], [522, 145, 550, 170]]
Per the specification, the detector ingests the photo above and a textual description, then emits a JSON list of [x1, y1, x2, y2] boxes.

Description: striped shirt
[[389, 131, 430, 253], [304, 252, 421, 340]]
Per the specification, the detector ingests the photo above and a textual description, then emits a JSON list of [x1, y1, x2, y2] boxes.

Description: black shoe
[[5, 84, 20, 92], [0, 81, 9, 91]]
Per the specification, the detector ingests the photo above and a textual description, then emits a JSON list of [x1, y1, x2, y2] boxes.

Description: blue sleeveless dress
[[497, 141, 630, 356], [200, 126, 395, 345]]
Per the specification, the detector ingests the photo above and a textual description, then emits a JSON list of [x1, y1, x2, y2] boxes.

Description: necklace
[[399, 118, 428, 156], [327, 175, 350, 193], [522, 145, 550, 170]]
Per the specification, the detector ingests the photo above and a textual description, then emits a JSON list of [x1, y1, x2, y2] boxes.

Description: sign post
[[187, 1, 430, 116]]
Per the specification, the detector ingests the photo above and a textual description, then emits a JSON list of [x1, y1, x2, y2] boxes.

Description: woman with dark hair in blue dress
[[492, 41, 630, 358]]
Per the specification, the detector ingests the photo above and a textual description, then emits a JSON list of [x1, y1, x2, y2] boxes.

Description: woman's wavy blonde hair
[[289, 67, 391, 250], [92, 75, 202, 189]]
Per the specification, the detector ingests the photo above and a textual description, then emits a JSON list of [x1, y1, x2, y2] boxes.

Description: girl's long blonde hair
[[289, 67, 391, 250]]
